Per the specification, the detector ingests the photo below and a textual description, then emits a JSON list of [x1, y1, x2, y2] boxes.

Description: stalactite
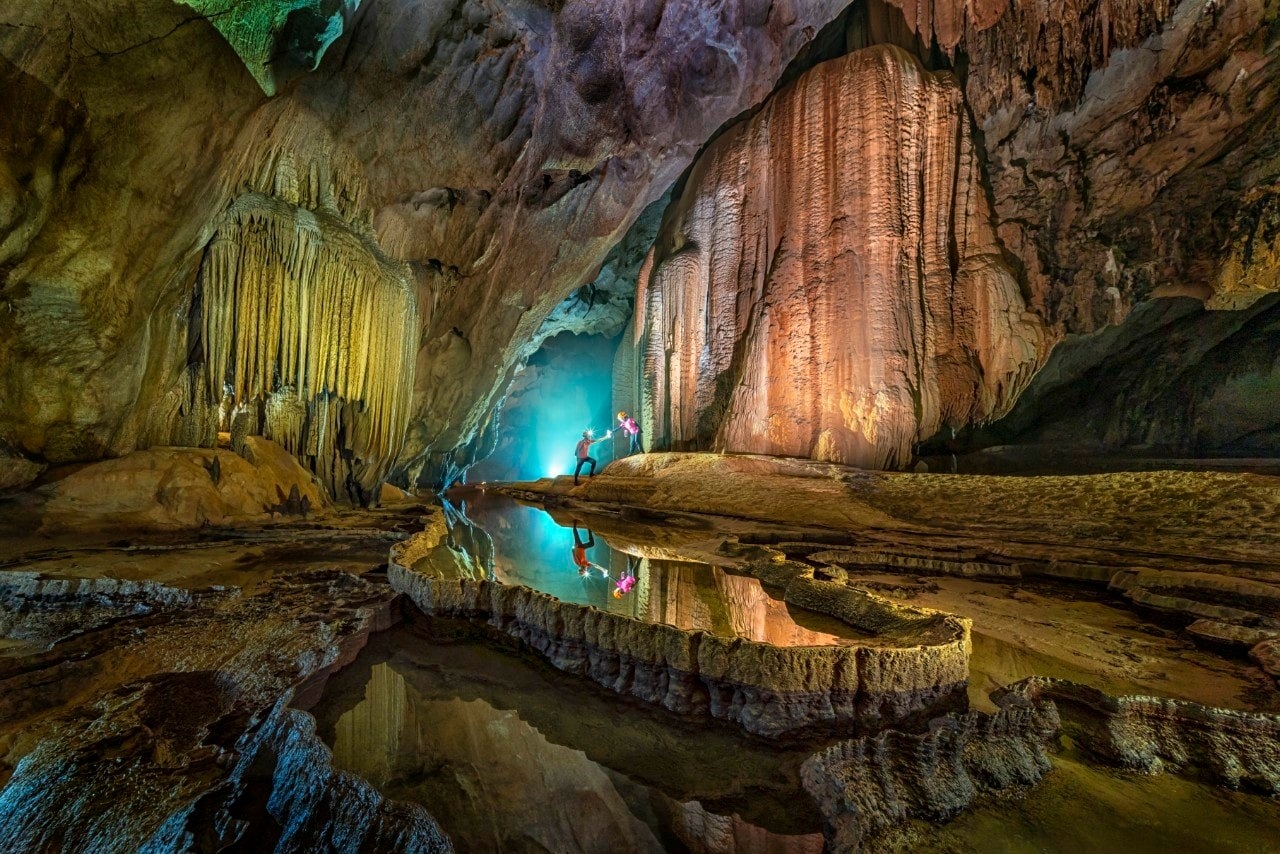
[[264, 388, 306, 455], [196, 193, 417, 500]]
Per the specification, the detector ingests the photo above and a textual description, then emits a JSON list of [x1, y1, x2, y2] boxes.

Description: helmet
[[617, 411, 628, 419], [582, 430, 591, 438]]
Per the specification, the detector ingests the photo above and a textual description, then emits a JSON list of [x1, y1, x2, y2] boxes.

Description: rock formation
[[0, 565, 449, 851], [801, 688, 1059, 852], [1011, 677, 1280, 794], [35, 436, 327, 532], [618, 45, 1045, 469], [0, 0, 856, 494], [972, 295, 1280, 458], [388, 519, 971, 737], [3, 0, 1279, 485], [880, 0, 1280, 335], [176, 0, 365, 96]]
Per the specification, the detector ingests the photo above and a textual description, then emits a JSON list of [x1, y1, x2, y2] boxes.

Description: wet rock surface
[[0, 476, 1277, 850], [0, 510, 447, 851], [801, 688, 1060, 852], [1011, 677, 1280, 793], [307, 627, 832, 853], [497, 452, 1280, 844]]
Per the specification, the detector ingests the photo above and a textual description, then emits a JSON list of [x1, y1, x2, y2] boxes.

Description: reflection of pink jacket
[[618, 416, 639, 436], [615, 575, 636, 595]]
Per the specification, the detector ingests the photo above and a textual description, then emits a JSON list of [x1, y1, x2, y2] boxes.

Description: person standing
[[616, 411, 642, 456], [573, 429, 607, 484]]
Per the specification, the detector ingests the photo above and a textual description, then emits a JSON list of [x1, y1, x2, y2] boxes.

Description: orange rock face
[[621, 46, 1045, 469]]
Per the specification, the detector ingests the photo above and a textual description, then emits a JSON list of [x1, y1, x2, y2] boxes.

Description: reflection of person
[[616, 411, 642, 455], [572, 523, 605, 577], [574, 429, 609, 484], [612, 555, 638, 598]]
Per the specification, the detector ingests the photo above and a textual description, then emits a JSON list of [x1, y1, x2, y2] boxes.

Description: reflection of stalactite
[[331, 662, 407, 788], [195, 193, 417, 500]]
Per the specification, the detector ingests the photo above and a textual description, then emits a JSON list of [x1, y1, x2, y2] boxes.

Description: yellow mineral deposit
[[198, 133, 417, 496]]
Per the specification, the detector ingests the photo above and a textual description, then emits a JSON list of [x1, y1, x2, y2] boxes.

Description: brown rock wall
[[624, 45, 1045, 469], [37, 436, 327, 531], [0, 0, 855, 489]]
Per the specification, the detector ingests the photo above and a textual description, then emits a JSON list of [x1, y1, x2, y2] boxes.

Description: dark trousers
[[574, 456, 596, 483], [628, 431, 642, 455]]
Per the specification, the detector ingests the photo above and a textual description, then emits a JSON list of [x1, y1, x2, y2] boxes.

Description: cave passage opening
[[468, 331, 623, 483]]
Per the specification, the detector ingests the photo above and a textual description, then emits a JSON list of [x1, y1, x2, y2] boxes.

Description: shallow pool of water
[[309, 627, 828, 854], [447, 492, 862, 646]]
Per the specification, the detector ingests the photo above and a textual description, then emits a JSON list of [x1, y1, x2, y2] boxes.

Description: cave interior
[[1, 0, 1280, 851]]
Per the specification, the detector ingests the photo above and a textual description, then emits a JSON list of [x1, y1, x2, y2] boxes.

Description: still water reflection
[[312, 628, 827, 854], [444, 492, 859, 647]]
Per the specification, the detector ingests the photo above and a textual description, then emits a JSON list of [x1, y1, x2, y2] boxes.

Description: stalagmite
[[620, 45, 1046, 470]]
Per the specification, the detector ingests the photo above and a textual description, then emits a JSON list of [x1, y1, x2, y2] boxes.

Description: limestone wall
[[622, 45, 1045, 469]]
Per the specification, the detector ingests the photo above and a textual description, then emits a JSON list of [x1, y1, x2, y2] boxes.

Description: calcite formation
[[388, 522, 971, 737], [0, 0, 855, 491], [800, 689, 1059, 852], [1010, 677, 1280, 793], [0, 567, 448, 851], [619, 45, 1045, 469]]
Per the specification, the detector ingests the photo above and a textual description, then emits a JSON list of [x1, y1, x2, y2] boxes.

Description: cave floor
[[860, 573, 1280, 713], [2, 452, 1279, 850]]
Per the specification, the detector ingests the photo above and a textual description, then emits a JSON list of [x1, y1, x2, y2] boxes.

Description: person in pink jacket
[[616, 411, 642, 456]]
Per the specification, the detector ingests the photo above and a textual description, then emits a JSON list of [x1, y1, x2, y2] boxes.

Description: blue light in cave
[[472, 332, 621, 482]]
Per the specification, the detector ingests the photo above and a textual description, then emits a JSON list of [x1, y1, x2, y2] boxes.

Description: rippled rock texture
[[801, 687, 1059, 852], [1014, 677, 1280, 793], [618, 45, 1045, 469], [5, 0, 1279, 489]]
